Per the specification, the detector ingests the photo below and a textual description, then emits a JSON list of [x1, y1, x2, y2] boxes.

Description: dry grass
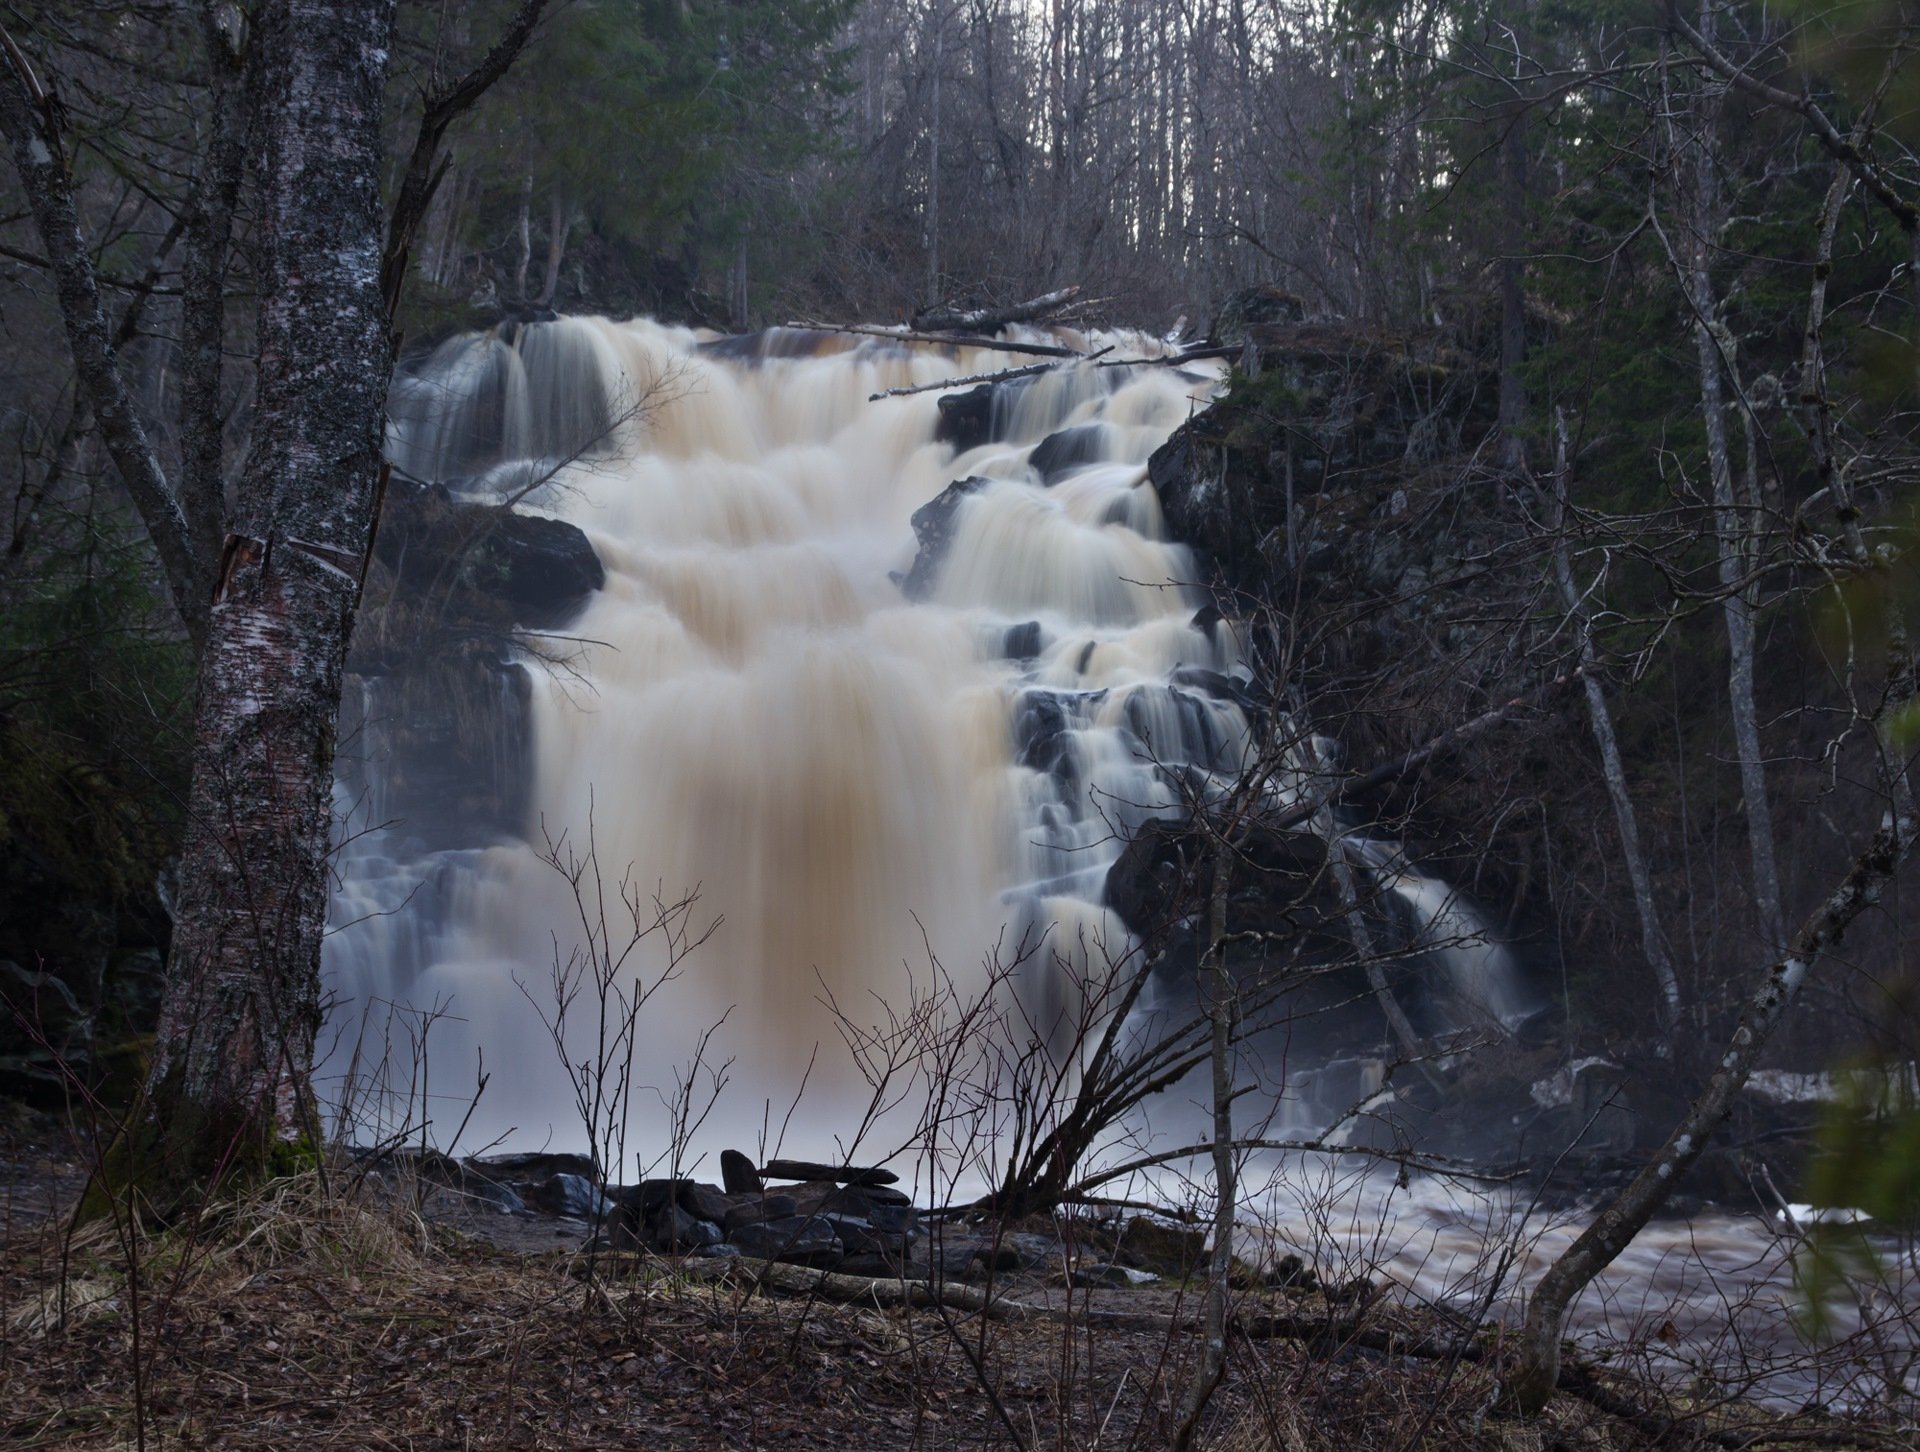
[[0, 1168, 1905, 1451]]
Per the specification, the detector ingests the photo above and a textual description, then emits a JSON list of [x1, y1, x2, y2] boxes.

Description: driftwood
[[867, 346, 1114, 402], [786, 319, 1084, 358], [865, 342, 1237, 404], [912, 284, 1081, 333]]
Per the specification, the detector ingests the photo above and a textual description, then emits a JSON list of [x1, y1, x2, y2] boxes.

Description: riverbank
[[4, 1126, 1909, 1450]]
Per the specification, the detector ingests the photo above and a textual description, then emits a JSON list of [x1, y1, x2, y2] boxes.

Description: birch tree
[[0, 0, 548, 1204]]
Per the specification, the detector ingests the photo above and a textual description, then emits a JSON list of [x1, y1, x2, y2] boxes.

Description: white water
[[319, 316, 1919, 1414], [330, 314, 1529, 1159]]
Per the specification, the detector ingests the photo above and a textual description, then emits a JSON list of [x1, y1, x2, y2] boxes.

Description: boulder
[[720, 1149, 763, 1194], [933, 380, 1033, 453], [649, 1203, 723, 1253], [728, 1215, 843, 1262], [1001, 621, 1044, 661], [722, 1194, 799, 1231], [893, 476, 989, 601], [1027, 424, 1111, 483], [371, 478, 604, 634], [529, 1172, 616, 1222]]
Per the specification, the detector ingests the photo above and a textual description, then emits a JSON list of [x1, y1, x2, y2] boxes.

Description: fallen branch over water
[[786, 319, 1085, 358], [866, 347, 1114, 401]]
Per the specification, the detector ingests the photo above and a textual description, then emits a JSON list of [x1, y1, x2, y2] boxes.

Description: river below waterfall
[[321, 317, 1916, 1414]]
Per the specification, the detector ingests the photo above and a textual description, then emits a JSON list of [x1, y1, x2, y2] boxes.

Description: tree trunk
[[1547, 412, 1682, 1031], [141, 0, 396, 1197], [1171, 834, 1235, 1451], [1682, 1, 1786, 953], [1505, 790, 1917, 1412]]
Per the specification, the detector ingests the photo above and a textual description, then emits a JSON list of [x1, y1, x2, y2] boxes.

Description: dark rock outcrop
[[1028, 423, 1111, 483], [338, 480, 606, 852], [894, 475, 989, 600]]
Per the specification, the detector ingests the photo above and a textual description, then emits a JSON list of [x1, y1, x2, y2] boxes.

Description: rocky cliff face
[[340, 480, 604, 854]]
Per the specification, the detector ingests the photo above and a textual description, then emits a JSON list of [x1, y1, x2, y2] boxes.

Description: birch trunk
[[1683, 1, 1786, 953], [1547, 413, 1683, 1031], [1170, 834, 1235, 1451], [1505, 792, 1917, 1411], [142, 0, 396, 1192]]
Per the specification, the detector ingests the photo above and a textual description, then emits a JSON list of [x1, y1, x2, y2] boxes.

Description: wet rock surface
[[893, 475, 989, 600]]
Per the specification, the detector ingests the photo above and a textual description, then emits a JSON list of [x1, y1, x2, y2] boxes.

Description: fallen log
[[786, 319, 1084, 358], [913, 284, 1081, 333], [867, 346, 1113, 402]]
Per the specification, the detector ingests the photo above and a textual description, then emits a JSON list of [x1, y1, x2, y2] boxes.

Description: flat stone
[[819, 1212, 911, 1256], [761, 1159, 900, 1187]]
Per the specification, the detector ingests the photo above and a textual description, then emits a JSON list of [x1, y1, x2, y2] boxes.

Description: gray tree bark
[[1546, 413, 1683, 1031], [143, 0, 398, 1184], [1676, 5, 1787, 954]]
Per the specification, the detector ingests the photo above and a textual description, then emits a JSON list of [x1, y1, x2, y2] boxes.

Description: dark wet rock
[[1013, 689, 1087, 792], [529, 1172, 616, 1222], [0, 960, 93, 1098], [761, 1158, 900, 1187], [649, 1203, 724, 1252], [622, 1178, 699, 1213], [697, 327, 840, 363], [723, 1194, 798, 1231], [894, 476, 989, 600], [784, 1181, 915, 1224], [1104, 818, 1330, 943], [728, 1215, 842, 1262], [338, 478, 607, 854], [819, 1212, 892, 1255], [1112, 1216, 1208, 1278], [683, 1182, 743, 1224], [933, 379, 1033, 453], [1028, 424, 1111, 483], [1266, 1253, 1319, 1291], [371, 479, 603, 635], [927, 1229, 1059, 1280], [721, 1148, 763, 1194], [1001, 620, 1044, 661]]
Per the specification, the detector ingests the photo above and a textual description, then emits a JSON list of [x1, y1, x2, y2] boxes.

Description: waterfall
[[324, 316, 1523, 1164]]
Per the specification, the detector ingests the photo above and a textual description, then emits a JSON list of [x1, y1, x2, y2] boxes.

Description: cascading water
[[326, 315, 1523, 1161], [323, 316, 1913, 1411]]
